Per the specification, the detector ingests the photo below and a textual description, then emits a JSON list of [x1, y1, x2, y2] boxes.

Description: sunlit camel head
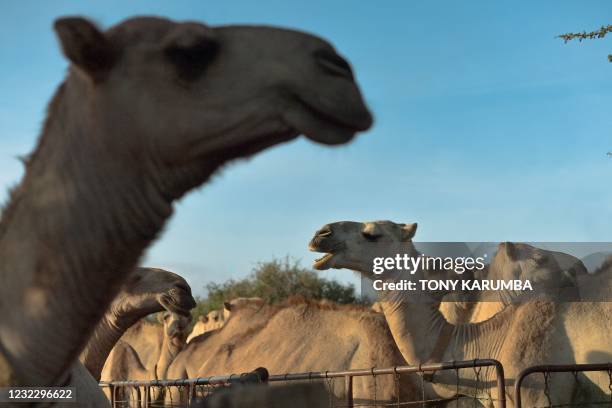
[[309, 220, 418, 278]]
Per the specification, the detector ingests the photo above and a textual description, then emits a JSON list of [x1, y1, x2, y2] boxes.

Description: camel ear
[[54, 17, 116, 81], [502, 242, 518, 260], [400, 223, 417, 241]]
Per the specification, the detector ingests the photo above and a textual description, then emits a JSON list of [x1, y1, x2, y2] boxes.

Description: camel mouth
[[312, 252, 335, 270], [159, 293, 195, 317], [288, 97, 373, 146], [309, 240, 344, 270]]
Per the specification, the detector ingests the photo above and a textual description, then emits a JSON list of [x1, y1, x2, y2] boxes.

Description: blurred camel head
[[53, 16, 373, 199], [0, 15, 372, 386]]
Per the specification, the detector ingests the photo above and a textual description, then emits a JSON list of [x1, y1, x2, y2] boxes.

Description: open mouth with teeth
[[309, 240, 345, 270], [313, 252, 335, 270]]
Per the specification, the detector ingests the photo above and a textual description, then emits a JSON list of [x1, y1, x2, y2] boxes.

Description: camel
[[61, 267, 195, 407], [80, 267, 195, 381], [187, 303, 232, 343], [0, 16, 371, 387], [166, 296, 416, 405], [309, 220, 611, 407], [577, 255, 612, 301], [111, 319, 164, 373], [101, 312, 191, 406], [443, 242, 584, 324]]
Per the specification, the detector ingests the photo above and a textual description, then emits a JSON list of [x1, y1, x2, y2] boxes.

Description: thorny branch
[[558, 24, 612, 62]]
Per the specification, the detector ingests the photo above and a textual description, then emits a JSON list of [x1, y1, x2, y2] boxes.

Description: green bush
[[192, 257, 362, 321]]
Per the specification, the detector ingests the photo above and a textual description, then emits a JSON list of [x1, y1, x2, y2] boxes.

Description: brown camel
[[309, 220, 611, 407], [80, 267, 195, 381], [0, 16, 371, 386], [55, 267, 194, 407]]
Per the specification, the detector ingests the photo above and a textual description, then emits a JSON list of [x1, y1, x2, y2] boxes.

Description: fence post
[[144, 385, 149, 407], [344, 375, 353, 408], [108, 385, 114, 408]]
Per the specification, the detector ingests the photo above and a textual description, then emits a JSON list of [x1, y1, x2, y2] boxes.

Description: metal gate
[[99, 369, 267, 407], [514, 363, 612, 408], [100, 359, 506, 407], [267, 359, 506, 407]]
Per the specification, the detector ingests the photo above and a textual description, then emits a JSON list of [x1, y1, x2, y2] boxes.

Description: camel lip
[[309, 242, 337, 270], [309, 238, 347, 270], [295, 97, 372, 146], [303, 98, 373, 133]]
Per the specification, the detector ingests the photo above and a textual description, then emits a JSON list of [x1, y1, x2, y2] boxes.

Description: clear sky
[[1, 1, 611, 295]]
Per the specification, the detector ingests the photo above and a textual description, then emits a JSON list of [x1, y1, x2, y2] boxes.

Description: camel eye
[[165, 39, 219, 80]]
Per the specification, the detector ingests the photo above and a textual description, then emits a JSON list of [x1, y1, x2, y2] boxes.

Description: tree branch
[[558, 25, 612, 42]]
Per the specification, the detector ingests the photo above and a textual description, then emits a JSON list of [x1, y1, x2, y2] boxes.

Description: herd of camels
[[0, 14, 609, 408]]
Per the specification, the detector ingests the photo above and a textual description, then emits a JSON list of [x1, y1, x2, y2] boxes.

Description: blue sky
[[1, 1, 611, 295]]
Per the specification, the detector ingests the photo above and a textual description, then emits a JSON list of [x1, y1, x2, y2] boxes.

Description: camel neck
[[80, 302, 161, 381], [0, 78, 173, 385], [80, 314, 137, 381], [155, 333, 183, 380], [379, 274, 513, 365], [372, 243, 510, 365]]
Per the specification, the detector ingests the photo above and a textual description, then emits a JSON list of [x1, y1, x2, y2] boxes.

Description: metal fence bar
[[514, 362, 612, 408], [100, 370, 267, 388], [344, 375, 353, 408], [99, 360, 506, 407], [268, 359, 506, 408]]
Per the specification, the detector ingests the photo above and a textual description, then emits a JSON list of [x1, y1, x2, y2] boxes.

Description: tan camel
[[0, 16, 371, 386], [187, 303, 232, 343], [166, 297, 416, 405], [112, 320, 164, 373], [444, 242, 584, 324], [578, 255, 612, 300], [309, 220, 611, 407], [101, 312, 191, 405]]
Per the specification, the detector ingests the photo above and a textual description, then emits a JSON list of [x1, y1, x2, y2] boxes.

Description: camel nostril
[[313, 48, 354, 80], [316, 226, 333, 238]]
